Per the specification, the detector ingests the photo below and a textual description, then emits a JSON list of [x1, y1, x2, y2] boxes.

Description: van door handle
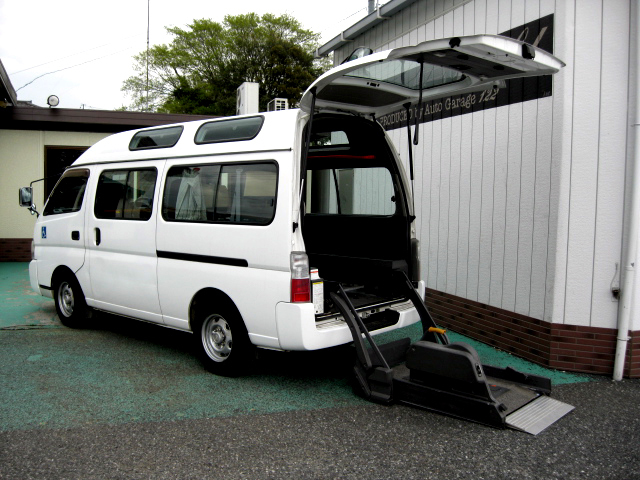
[[71, 231, 80, 241], [95, 228, 101, 246]]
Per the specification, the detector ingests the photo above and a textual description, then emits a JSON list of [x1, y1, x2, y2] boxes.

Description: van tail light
[[290, 252, 310, 303]]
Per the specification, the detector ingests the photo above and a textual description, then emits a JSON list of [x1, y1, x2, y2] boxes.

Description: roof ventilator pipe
[[614, 0, 640, 381]]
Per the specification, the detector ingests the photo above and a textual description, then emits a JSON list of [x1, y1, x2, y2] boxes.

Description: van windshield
[[43, 169, 90, 216]]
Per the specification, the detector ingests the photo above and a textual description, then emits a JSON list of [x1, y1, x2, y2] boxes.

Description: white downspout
[[614, 0, 640, 381]]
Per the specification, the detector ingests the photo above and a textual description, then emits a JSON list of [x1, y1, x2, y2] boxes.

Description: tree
[[121, 13, 331, 115]]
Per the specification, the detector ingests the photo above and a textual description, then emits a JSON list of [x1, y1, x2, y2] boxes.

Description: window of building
[[162, 162, 278, 225], [43, 169, 90, 216], [94, 169, 158, 220]]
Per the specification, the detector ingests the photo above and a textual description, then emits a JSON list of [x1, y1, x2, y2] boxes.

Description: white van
[[19, 35, 563, 377]]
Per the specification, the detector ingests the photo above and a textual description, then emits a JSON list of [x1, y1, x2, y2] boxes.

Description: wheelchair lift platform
[[328, 271, 574, 435]]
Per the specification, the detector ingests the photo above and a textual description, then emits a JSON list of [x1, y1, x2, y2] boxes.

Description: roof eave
[[315, 0, 418, 58], [0, 59, 18, 106]]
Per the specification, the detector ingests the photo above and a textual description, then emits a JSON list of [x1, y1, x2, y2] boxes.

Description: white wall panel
[[529, 97, 553, 320], [590, 1, 629, 328], [447, 114, 463, 294], [564, 0, 603, 327], [545, 0, 576, 324], [490, 106, 509, 306], [528, 0, 557, 321], [438, 117, 453, 291], [428, 120, 441, 287], [515, 100, 538, 315], [502, 101, 523, 312], [456, 113, 473, 299], [489, 0, 512, 307], [467, 111, 485, 301], [330, 0, 631, 331], [478, 108, 496, 304]]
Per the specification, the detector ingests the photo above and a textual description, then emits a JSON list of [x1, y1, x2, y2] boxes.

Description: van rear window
[[306, 165, 396, 216], [129, 126, 183, 151], [194, 116, 264, 144]]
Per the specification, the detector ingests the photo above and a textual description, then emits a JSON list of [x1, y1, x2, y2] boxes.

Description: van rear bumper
[[275, 299, 421, 351]]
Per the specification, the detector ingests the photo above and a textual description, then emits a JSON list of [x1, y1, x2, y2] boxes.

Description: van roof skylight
[[129, 126, 184, 151], [195, 116, 264, 145]]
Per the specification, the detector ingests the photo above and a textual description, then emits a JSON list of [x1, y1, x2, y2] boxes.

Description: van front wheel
[[194, 305, 254, 377], [54, 275, 90, 328]]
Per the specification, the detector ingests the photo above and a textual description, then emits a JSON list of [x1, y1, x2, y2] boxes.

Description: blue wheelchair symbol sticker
[[41, 226, 47, 239]]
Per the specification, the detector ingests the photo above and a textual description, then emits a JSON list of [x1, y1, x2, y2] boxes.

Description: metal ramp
[[328, 270, 574, 434], [506, 396, 575, 435]]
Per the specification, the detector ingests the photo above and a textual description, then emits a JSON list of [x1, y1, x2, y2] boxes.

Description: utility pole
[[146, 0, 150, 112]]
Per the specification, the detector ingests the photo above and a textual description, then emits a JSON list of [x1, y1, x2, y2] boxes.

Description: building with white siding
[[317, 0, 639, 378]]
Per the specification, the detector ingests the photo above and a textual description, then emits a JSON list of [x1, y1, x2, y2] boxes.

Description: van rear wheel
[[194, 303, 255, 377], [54, 274, 90, 328]]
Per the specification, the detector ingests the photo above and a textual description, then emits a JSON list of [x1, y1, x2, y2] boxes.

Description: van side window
[[94, 168, 158, 220], [43, 169, 90, 216], [162, 162, 278, 225]]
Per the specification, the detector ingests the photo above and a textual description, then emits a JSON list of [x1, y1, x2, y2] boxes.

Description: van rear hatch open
[[301, 34, 565, 117], [299, 34, 565, 323], [298, 35, 572, 434]]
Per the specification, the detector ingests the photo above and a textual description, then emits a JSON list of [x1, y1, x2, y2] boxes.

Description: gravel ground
[[1, 360, 638, 479]]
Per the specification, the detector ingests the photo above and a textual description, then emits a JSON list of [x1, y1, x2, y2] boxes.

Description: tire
[[54, 274, 90, 328], [193, 302, 255, 377]]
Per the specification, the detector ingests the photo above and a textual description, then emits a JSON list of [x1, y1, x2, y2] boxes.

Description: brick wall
[[0, 239, 31, 262], [426, 288, 639, 378]]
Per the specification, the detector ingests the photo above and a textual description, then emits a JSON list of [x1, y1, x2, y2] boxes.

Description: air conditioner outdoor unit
[[236, 82, 259, 115], [267, 98, 288, 112]]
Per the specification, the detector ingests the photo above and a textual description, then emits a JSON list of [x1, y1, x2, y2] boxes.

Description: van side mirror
[[18, 187, 39, 216], [19, 187, 33, 207]]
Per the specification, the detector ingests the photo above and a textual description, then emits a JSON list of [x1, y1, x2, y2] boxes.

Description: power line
[[15, 46, 135, 92], [9, 34, 143, 76]]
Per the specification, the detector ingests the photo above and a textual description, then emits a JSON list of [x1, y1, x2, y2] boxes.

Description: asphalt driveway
[[0, 263, 638, 479]]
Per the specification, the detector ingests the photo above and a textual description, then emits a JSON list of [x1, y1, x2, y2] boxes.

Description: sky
[[0, 0, 376, 110]]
